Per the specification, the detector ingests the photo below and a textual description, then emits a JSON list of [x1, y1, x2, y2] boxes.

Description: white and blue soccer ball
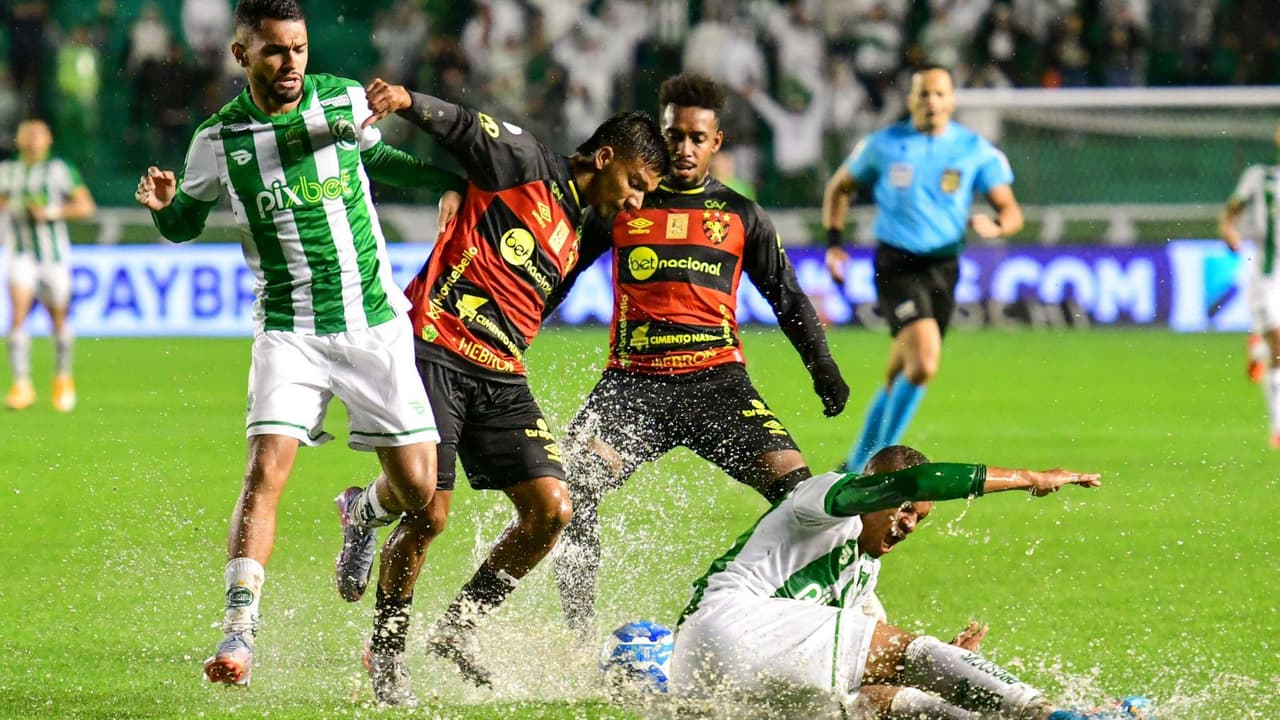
[[1117, 695, 1156, 719], [598, 620, 674, 696]]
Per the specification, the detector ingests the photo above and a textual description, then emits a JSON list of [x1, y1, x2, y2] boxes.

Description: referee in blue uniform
[[823, 65, 1024, 473]]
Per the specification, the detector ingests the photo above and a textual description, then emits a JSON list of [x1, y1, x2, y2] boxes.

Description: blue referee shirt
[[844, 120, 1013, 257]]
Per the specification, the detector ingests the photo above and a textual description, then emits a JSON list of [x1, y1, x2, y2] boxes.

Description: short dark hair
[[658, 73, 726, 118], [576, 110, 670, 177], [913, 63, 954, 83], [864, 445, 929, 475], [235, 0, 304, 34]]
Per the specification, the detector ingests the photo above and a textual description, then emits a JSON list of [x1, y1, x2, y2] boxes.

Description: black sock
[[443, 564, 517, 631], [371, 589, 413, 656]]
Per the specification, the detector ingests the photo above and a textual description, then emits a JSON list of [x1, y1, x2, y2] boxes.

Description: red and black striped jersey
[[554, 175, 831, 375], [402, 97, 585, 381]]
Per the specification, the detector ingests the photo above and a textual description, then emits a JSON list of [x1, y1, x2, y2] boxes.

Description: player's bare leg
[[1262, 326, 1280, 447], [5, 283, 36, 410], [335, 444, 437, 602], [205, 434, 299, 686], [432, 476, 572, 686], [362, 490, 452, 706], [556, 439, 626, 637], [846, 320, 941, 472], [48, 302, 74, 411]]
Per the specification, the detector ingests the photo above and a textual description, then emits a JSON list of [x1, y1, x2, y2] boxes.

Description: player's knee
[[904, 356, 939, 385], [402, 504, 448, 542], [520, 481, 573, 536]]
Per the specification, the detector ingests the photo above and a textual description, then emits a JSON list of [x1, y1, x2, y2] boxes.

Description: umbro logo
[[230, 149, 253, 167]]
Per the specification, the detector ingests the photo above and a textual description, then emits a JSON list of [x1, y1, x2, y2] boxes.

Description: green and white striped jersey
[[679, 465, 985, 625], [0, 156, 83, 265], [1230, 163, 1280, 276], [163, 73, 406, 334]]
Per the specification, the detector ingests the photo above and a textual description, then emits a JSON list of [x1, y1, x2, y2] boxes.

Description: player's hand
[[969, 214, 1003, 239], [437, 189, 462, 234], [1221, 226, 1241, 254], [1026, 468, 1101, 497], [135, 166, 176, 210], [949, 620, 988, 651], [25, 203, 54, 222], [364, 78, 413, 129], [810, 355, 849, 417], [825, 246, 850, 285]]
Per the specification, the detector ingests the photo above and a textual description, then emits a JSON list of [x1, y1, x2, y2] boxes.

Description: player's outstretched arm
[[982, 466, 1101, 497]]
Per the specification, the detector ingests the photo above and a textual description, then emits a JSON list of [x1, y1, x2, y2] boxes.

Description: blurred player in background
[[549, 73, 849, 638], [134, 0, 466, 687], [1220, 121, 1280, 447], [1, 118, 95, 412], [824, 65, 1023, 474], [337, 79, 667, 703], [671, 444, 1103, 720]]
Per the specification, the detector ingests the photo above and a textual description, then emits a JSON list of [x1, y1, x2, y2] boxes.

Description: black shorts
[[874, 243, 961, 337], [416, 357, 565, 492], [564, 364, 800, 487]]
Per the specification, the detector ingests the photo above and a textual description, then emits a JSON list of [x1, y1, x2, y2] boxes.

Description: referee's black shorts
[[873, 243, 961, 337]]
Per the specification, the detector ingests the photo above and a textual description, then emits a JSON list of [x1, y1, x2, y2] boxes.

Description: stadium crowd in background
[[1, 0, 1278, 206]]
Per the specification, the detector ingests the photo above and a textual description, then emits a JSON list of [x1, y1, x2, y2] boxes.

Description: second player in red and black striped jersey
[[564, 176, 833, 375], [401, 99, 587, 379]]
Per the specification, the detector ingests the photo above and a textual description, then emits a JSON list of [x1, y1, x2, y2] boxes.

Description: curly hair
[[658, 73, 726, 118]]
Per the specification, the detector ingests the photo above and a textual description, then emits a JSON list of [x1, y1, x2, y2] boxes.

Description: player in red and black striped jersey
[[337, 79, 668, 699], [548, 74, 850, 635]]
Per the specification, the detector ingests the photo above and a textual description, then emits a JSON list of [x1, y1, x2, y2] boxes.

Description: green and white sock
[[222, 557, 264, 636], [8, 327, 30, 382], [902, 636, 1049, 719]]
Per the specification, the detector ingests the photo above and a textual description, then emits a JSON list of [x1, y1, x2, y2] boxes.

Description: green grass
[[2, 328, 1277, 719]]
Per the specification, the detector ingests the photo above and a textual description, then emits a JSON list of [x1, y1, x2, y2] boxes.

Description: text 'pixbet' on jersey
[[254, 172, 355, 219]]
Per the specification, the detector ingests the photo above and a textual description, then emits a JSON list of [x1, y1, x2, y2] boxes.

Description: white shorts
[[670, 593, 878, 715], [6, 253, 71, 309], [246, 316, 440, 450], [1249, 269, 1280, 333]]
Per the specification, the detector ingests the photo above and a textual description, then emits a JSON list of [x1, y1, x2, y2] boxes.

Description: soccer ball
[[1117, 695, 1156, 718], [598, 620, 674, 696]]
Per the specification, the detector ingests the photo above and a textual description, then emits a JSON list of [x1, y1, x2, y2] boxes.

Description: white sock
[[1267, 366, 1280, 435], [54, 325, 74, 376], [353, 482, 396, 530], [902, 636, 1049, 719], [8, 326, 30, 382], [889, 687, 979, 719], [222, 557, 265, 636]]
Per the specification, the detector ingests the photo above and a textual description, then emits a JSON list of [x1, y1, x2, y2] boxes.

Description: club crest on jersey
[[940, 168, 961, 193], [702, 210, 731, 244], [330, 117, 359, 150]]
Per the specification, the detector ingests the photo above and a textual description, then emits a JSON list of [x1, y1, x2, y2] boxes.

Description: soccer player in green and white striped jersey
[[1, 119, 96, 412], [1221, 122, 1280, 448], [133, 0, 466, 688], [670, 445, 1101, 720]]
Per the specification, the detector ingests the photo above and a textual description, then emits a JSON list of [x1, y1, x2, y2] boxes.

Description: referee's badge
[[940, 169, 961, 193]]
